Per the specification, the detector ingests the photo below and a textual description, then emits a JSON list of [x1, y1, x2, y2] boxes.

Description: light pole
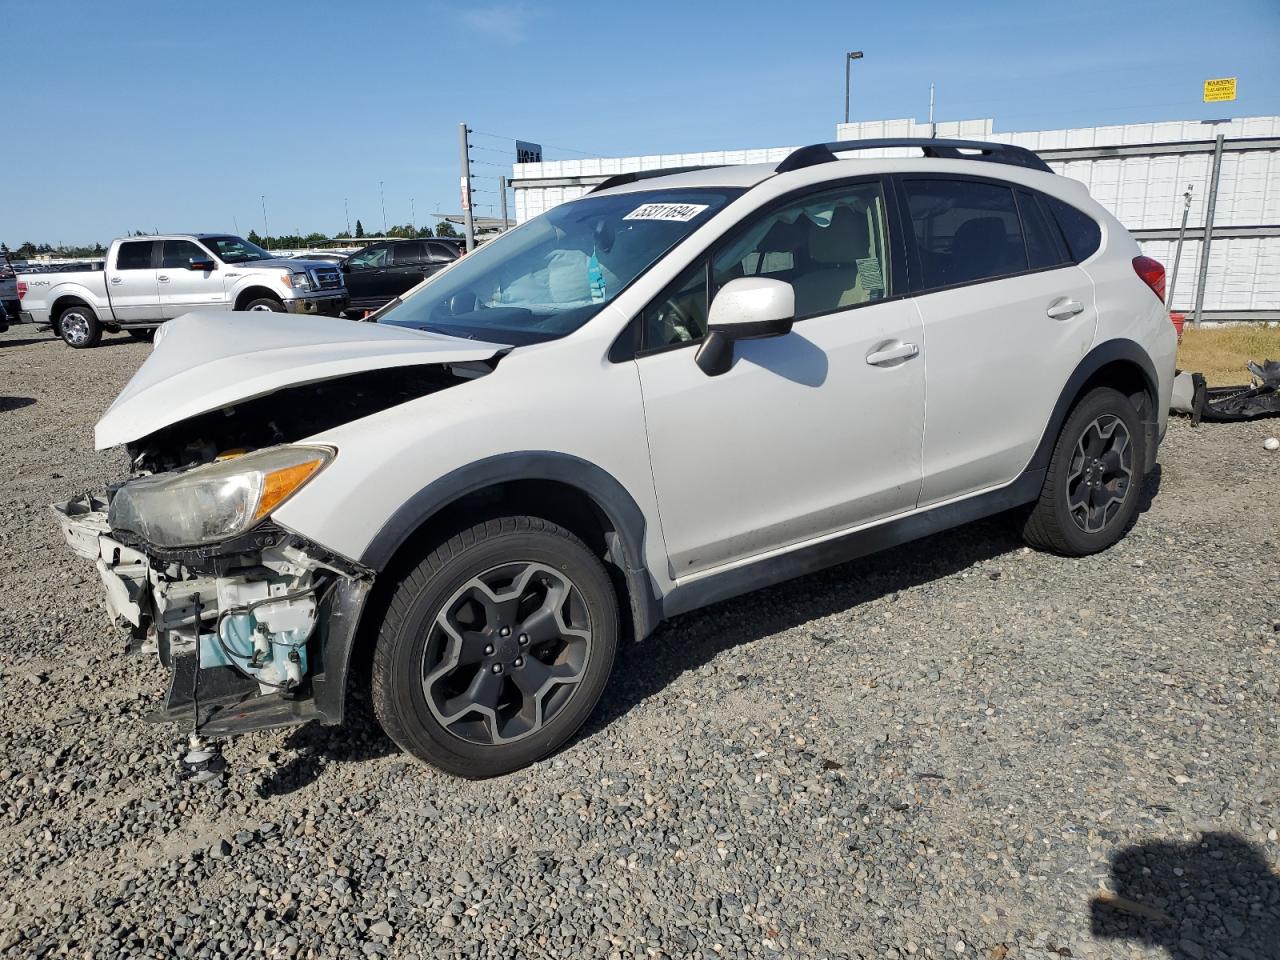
[[379, 180, 387, 236], [260, 195, 270, 250], [844, 50, 864, 126], [411, 197, 416, 234], [344, 197, 351, 236]]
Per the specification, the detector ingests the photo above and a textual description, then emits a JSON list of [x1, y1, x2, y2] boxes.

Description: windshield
[[380, 188, 740, 344], [203, 235, 274, 264]]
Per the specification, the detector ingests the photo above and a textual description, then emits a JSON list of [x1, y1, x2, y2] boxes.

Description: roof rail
[[588, 164, 723, 194], [775, 138, 1052, 174]]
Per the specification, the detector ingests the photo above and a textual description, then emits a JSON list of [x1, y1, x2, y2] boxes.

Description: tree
[[355, 220, 365, 238], [247, 229, 264, 246], [415, 224, 434, 238], [435, 220, 459, 238]]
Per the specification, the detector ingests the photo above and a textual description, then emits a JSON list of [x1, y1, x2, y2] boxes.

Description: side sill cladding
[[359, 452, 662, 642]]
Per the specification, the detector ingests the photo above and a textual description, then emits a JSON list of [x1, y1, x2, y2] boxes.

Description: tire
[[126, 328, 154, 341], [371, 516, 619, 778], [1022, 386, 1145, 556], [56, 304, 101, 348], [243, 297, 284, 313]]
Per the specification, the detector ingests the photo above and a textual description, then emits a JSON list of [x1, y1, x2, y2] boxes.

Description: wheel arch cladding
[[360, 453, 662, 643], [1034, 339, 1160, 475]]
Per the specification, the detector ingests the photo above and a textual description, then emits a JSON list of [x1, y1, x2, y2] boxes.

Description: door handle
[[158, 275, 169, 282], [865, 341, 920, 366], [1046, 298, 1084, 320], [110, 277, 122, 284]]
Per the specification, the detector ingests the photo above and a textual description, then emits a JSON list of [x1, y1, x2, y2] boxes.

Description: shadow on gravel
[[1090, 832, 1280, 960], [0, 396, 37, 412], [0, 337, 53, 348], [576, 511, 1026, 744], [576, 465, 1165, 749], [255, 697, 396, 798]]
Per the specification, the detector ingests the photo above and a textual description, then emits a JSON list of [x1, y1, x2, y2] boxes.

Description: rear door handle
[[866, 341, 919, 366], [110, 277, 122, 284], [158, 275, 169, 282], [1046, 298, 1084, 320]]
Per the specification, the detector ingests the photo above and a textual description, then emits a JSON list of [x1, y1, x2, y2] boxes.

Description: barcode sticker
[[623, 202, 710, 223]]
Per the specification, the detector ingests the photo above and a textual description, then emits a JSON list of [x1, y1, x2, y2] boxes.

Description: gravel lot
[[1, 325, 1277, 960]]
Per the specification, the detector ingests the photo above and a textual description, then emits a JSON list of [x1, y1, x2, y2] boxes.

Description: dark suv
[[341, 239, 461, 316]]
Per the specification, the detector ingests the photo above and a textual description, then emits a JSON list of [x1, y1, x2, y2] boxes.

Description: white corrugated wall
[[511, 116, 1280, 314]]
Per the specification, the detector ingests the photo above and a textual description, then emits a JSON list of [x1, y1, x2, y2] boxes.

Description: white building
[[510, 116, 1280, 320]]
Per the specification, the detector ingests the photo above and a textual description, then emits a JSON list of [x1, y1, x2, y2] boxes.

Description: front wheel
[[1022, 386, 1145, 556], [57, 304, 101, 348], [371, 516, 619, 778], [243, 297, 285, 313]]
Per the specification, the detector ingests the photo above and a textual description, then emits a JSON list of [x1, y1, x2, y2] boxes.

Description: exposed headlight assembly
[[287, 271, 312, 291], [109, 446, 333, 548]]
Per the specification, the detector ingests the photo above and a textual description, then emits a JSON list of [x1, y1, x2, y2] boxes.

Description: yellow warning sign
[[1203, 77, 1237, 103]]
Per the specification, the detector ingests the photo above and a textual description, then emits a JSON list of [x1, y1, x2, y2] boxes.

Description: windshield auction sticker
[[623, 202, 710, 223]]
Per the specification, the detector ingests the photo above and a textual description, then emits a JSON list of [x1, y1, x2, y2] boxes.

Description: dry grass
[[1176, 325, 1280, 386]]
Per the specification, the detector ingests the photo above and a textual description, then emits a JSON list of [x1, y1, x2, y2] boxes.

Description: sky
[[2, 0, 1278, 247]]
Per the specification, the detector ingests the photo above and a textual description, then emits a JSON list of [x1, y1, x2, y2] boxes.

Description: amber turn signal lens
[[254, 457, 326, 520]]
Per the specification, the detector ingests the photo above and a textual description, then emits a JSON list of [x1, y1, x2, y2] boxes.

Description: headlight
[[109, 446, 333, 547], [288, 271, 312, 290]]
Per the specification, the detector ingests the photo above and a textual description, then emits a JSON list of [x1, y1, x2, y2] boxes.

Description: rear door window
[[393, 241, 427, 264], [1042, 195, 1102, 263], [116, 241, 156, 271], [428, 241, 459, 262], [1016, 190, 1071, 270], [902, 179, 1028, 289]]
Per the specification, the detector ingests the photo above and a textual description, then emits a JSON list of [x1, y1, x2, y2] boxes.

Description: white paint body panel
[[94, 312, 503, 450]]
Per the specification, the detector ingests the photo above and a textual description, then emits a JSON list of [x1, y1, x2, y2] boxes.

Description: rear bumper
[[286, 294, 349, 317]]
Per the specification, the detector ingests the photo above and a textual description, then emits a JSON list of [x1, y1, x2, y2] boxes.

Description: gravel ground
[[1, 324, 1277, 960]]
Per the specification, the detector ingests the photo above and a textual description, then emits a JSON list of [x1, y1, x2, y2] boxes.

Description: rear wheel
[[371, 516, 619, 778], [126, 328, 154, 341], [243, 297, 284, 313], [57, 304, 101, 348], [1022, 386, 1145, 555]]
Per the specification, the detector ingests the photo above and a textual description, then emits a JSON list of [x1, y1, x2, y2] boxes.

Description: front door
[[159, 238, 225, 318], [343, 243, 391, 311], [635, 179, 926, 577], [896, 176, 1099, 505], [109, 240, 162, 322]]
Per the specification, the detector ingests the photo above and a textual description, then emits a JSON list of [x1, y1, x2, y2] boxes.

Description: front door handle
[[866, 341, 920, 366], [1046, 298, 1084, 320], [110, 277, 122, 284], [158, 275, 169, 282]]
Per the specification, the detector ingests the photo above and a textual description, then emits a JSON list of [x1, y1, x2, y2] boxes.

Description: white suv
[[56, 138, 1176, 778]]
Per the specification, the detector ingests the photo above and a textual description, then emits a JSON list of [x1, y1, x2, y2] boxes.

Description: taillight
[[17, 280, 27, 300], [1132, 256, 1165, 303]]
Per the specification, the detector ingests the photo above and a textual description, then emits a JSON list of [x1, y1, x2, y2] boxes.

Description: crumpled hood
[[95, 312, 506, 450]]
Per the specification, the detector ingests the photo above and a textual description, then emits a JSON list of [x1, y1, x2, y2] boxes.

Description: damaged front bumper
[[53, 493, 372, 737]]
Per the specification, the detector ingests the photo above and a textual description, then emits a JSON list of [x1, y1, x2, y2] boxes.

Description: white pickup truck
[[17, 234, 349, 347]]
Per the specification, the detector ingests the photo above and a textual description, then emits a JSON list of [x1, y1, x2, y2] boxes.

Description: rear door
[[387, 241, 432, 297], [159, 238, 225, 318], [108, 240, 162, 321], [897, 176, 1098, 505]]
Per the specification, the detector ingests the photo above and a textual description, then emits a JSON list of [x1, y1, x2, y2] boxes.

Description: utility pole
[[1192, 133, 1225, 327], [379, 180, 387, 235], [410, 197, 416, 234], [459, 122, 476, 252], [929, 83, 936, 137], [1166, 184, 1193, 312], [260, 195, 270, 250], [499, 176, 510, 231], [843, 51, 864, 126], [344, 197, 351, 236]]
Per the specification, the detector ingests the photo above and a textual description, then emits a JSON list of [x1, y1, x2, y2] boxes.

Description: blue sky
[[3, 0, 1278, 246]]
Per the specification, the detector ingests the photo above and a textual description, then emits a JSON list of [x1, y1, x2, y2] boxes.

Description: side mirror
[[694, 277, 795, 376], [187, 257, 216, 272], [340, 261, 351, 273]]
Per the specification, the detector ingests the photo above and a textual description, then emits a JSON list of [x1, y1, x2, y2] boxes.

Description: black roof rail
[[588, 164, 723, 194], [775, 138, 1052, 175]]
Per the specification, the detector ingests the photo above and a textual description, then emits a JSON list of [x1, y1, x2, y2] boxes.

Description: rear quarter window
[[1043, 196, 1102, 263]]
